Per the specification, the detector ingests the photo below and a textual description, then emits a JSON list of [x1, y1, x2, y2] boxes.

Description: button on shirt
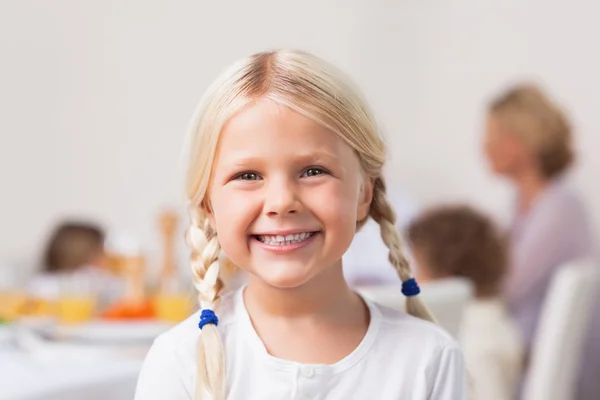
[[135, 287, 467, 400]]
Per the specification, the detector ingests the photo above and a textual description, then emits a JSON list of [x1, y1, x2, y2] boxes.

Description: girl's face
[[206, 99, 372, 289]]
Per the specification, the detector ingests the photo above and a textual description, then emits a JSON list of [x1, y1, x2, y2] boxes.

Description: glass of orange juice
[[154, 276, 194, 323], [0, 290, 28, 322], [56, 272, 97, 325], [154, 293, 193, 322]]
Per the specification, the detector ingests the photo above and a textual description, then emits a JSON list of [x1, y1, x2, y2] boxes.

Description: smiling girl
[[135, 49, 466, 400]]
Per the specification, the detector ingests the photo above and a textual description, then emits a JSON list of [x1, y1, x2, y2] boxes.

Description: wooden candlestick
[[123, 255, 146, 304], [101, 254, 154, 320], [100, 233, 155, 320], [158, 210, 179, 289]]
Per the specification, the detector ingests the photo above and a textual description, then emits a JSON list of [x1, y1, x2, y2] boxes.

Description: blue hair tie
[[401, 278, 421, 297], [198, 309, 219, 330]]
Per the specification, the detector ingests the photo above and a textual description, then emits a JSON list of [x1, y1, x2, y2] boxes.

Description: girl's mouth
[[254, 232, 316, 246], [251, 231, 319, 253]]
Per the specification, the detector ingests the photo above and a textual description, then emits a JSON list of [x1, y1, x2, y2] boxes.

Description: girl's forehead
[[214, 100, 355, 162], [221, 99, 325, 138]]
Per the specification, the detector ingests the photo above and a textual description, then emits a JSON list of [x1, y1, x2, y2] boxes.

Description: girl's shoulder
[[363, 299, 466, 391], [369, 299, 459, 351]]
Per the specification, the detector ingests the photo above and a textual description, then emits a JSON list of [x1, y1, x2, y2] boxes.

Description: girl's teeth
[[258, 232, 314, 245]]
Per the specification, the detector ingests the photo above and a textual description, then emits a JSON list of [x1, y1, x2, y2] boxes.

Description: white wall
[[0, 0, 379, 273], [393, 0, 600, 221], [1, 1, 599, 274], [353, 0, 600, 232]]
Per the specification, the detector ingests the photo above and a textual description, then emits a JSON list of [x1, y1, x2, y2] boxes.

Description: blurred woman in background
[[484, 83, 598, 398]]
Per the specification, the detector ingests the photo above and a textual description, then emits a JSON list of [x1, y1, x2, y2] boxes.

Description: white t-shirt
[[135, 288, 467, 400]]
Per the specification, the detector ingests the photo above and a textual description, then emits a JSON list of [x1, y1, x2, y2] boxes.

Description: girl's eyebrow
[[230, 157, 262, 168], [226, 151, 341, 168], [298, 151, 341, 164]]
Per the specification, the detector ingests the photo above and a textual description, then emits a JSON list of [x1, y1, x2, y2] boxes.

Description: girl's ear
[[357, 177, 374, 222]]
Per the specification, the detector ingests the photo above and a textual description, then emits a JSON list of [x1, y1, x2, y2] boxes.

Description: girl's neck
[[513, 167, 548, 213], [244, 261, 361, 320], [243, 261, 370, 365]]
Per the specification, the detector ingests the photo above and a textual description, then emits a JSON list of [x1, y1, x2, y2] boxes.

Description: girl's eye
[[236, 172, 261, 181], [302, 167, 326, 177]]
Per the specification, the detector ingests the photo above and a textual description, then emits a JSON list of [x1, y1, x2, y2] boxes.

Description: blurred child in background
[[408, 205, 523, 400], [28, 221, 122, 312], [42, 222, 107, 274]]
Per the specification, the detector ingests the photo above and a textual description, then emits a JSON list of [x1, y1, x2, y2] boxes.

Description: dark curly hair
[[43, 222, 105, 273], [407, 205, 508, 298]]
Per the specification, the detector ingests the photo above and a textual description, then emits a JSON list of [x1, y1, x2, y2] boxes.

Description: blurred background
[[1, 1, 599, 400]]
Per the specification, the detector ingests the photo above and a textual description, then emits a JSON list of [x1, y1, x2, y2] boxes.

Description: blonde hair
[[184, 49, 434, 400], [489, 83, 574, 179]]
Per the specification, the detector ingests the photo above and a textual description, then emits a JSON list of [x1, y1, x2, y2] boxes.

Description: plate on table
[[0, 323, 15, 347], [47, 320, 174, 344]]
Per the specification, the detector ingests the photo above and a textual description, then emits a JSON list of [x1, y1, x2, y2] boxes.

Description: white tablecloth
[[0, 319, 174, 400], [1, 346, 144, 400]]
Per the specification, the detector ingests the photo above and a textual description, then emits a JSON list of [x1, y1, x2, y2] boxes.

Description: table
[[1, 347, 144, 400], [0, 321, 161, 400]]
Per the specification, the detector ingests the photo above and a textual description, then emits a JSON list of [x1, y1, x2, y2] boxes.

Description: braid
[[187, 205, 225, 400], [369, 176, 436, 323]]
